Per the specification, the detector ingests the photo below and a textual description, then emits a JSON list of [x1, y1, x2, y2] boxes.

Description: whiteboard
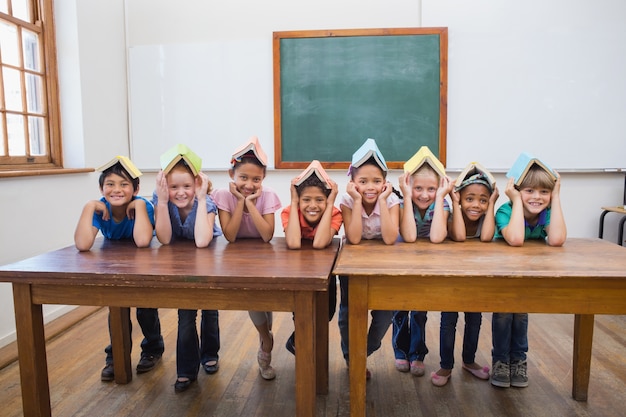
[[128, 40, 274, 170]]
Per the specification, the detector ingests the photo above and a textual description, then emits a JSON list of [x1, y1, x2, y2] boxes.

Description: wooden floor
[[1, 304, 625, 417]]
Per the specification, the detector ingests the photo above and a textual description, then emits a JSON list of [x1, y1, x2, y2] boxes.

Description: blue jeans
[[439, 312, 482, 370], [392, 310, 428, 362], [176, 309, 220, 379], [105, 307, 164, 365], [338, 276, 393, 362], [491, 312, 528, 363]]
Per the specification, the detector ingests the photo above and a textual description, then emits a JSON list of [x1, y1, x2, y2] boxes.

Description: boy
[[74, 158, 164, 381], [491, 165, 566, 388]]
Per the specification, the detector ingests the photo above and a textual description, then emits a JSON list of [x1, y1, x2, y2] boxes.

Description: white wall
[[0, 0, 624, 348]]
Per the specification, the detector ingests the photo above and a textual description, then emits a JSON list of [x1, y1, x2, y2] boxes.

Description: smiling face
[[230, 161, 265, 197], [100, 172, 138, 207], [166, 166, 196, 210], [352, 164, 386, 205], [410, 170, 438, 212], [519, 186, 552, 218], [459, 183, 491, 222], [298, 185, 328, 226]]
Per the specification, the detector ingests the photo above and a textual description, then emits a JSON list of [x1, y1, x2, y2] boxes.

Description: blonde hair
[[412, 164, 440, 182], [519, 165, 555, 190]]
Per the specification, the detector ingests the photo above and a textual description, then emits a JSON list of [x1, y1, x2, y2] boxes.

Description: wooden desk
[[333, 238, 626, 417], [0, 237, 339, 417], [598, 206, 626, 245]]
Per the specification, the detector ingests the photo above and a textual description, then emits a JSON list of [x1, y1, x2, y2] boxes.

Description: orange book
[[231, 136, 268, 166], [294, 160, 332, 189]]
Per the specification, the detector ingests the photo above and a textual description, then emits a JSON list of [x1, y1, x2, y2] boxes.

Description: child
[[491, 162, 566, 388], [393, 161, 452, 376], [211, 137, 282, 380], [152, 147, 222, 393], [430, 170, 499, 387], [74, 157, 164, 382], [281, 161, 343, 354], [338, 139, 400, 380]]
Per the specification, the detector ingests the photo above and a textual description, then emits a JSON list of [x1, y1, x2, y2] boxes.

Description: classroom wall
[[0, 0, 624, 348]]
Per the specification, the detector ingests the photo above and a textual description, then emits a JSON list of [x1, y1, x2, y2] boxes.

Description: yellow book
[[231, 136, 268, 166], [160, 144, 202, 176], [454, 161, 496, 190], [294, 160, 332, 189], [403, 146, 445, 178], [96, 155, 142, 179]]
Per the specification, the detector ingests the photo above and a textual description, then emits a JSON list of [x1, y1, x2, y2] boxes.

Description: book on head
[[454, 161, 496, 191], [351, 138, 387, 171], [294, 160, 332, 189], [160, 144, 202, 176], [506, 152, 557, 186], [96, 155, 142, 179], [231, 136, 268, 166], [403, 146, 445, 178]]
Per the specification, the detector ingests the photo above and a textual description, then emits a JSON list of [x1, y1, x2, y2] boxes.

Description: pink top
[[212, 187, 282, 238], [340, 193, 400, 240]]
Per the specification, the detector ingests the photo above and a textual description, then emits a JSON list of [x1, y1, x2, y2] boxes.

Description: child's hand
[[398, 172, 411, 196], [327, 179, 339, 203], [504, 177, 520, 201], [155, 170, 169, 203], [289, 180, 299, 204], [379, 181, 393, 201], [245, 185, 262, 204], [228, 182, 244, 200], [196, 172, 211, 199], [450, 188, 460, 205], [93, 200, 109, 221], [436, 176, 454, 199], [346, 181, 361, 201], [490, 184, 500, 205], [552, 171, 561, 197]]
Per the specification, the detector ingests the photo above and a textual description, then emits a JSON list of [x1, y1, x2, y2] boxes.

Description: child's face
[[459, 184, 490, 222], [353, 164, 385, 205], [166, 169, 196, 209], [231, 162, 265, 197], [410, 172, 438, 211], [519, 186, 551, 216], [298, 186, 328, 225], [100, 173, 138, 206]]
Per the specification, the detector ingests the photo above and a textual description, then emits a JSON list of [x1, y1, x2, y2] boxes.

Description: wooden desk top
[[601, 206, 626, 214], [0, 237, 340, 292]]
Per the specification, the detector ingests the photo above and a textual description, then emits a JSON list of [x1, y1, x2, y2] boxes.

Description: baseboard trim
[[0, 306, 103, 370]]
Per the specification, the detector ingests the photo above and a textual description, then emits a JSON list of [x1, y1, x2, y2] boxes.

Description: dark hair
[[170, 159, 195, 176], [232, 152, 267, 175], [296, 175, 331, 197], [98, 163, 140, 191]]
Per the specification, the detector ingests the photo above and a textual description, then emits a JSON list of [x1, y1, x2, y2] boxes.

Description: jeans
[[338, 276, 393, 362], [491, 312, 528, 363], [439, 312, 482, 370], [392, 310, 428, 362], [105, 307, 164, 365], [176, 309, 220, 379]]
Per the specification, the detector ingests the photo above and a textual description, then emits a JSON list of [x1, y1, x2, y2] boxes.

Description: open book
[[403, 146, 445, 178], [294, 160, 332, 189], [351, 138, 387, 171], [506, 152, 557, 186], [231, 136, 268, 166], [96, 155, 142, 179], [160, 144, 202, 176], [455, 161, 496, 190]]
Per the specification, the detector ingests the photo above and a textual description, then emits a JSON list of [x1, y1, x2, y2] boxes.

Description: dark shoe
[[136, 354, 162, 374], [174, 377, 196, 393], [203, 360, 219, 374], [285, 332, 295, 355], [101, 364, 114, 382]]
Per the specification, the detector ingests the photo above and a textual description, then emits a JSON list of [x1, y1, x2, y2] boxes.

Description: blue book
[[351, 138, 387, 171], [506, 152, 557, 186]]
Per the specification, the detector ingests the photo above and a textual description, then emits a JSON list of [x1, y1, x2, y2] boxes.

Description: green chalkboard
[[273, 28, 447, 169]]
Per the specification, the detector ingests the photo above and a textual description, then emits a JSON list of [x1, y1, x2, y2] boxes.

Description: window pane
[[11, 0, 31, 22], [7, 113, 25, 155], [22, 29, 40, 71], [25, 72, 42, 113], [3, 67, 22, 110], [28, 115, 46, 155], [0, 21, 20, 67], [0, 115, 5, 155], [0, 1, 7, 14]]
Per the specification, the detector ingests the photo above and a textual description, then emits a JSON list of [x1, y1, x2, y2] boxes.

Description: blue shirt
[[92, 196, 155, 239], [406, 200, 451, 238], [152, 192, 222, 240]]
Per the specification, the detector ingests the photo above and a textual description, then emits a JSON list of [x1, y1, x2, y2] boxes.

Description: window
[[0, 0, 62, 171]]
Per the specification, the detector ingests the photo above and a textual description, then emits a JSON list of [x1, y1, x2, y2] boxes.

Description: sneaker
[[510, 360, 529, 388], [285, 332, 295, 355], [490, 361, 510, 388], [136, 354, 162, 374], [101, 364, 114, 382]]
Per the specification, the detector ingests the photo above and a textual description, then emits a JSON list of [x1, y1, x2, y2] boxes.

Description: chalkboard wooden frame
[[273, 27, 448, 169]]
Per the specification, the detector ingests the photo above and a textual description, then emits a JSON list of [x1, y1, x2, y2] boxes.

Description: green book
[[160, 144, 202, 176]]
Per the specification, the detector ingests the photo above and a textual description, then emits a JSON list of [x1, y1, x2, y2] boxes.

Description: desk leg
[[598, 210, 609, 239], [572, 314, 594, 401], [13, 283, 51, 417], [349, 276, 368, 417], [294, 292, 316, 417], [109, 307, 132, 384], [315, 290, 329, 394]]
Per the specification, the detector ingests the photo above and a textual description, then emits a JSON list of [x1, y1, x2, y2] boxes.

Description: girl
[[430, 171, 499, 387], [338, 139, 400, 380], [212, 137, 282, 380], [393, 163, 452, 376], [152, 158, 222, 393]]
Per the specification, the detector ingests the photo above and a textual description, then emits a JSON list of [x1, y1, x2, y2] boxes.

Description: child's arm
[[378, 181, 400, 245], [448, 188, 466, 242], [500, 178, 525, 246], [398, 173, 417, 242], [74, 200, 106, 251], [244, 186, 275, 242], [312, 180, 339, 249], [430, 176, 453, 243], [480, 184, 499, 242], [219, 182, 245, 242], [545, 173, 567, 247], [128, 198, 153, 248], [284, 182, 302, 249], [194, 173, 216, 248], [154, 171, 173, 245], [343, 182, 363, 244]]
